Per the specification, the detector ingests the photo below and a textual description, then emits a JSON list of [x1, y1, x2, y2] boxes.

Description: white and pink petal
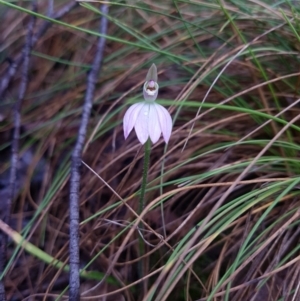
[[123, 103, 144, 139], [155, 103, 172, 143], [148, 104, 161, 144], [134, 103, 150, 144]]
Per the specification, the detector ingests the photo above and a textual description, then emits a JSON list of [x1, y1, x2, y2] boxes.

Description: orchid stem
[[139, 139, 151, 222], [138, 138, 151, 286]]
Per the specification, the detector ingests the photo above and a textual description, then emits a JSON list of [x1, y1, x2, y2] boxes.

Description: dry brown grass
[[1, 1, 300, 300]]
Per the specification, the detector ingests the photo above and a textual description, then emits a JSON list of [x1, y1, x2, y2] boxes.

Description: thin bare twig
[[69, 4, 108, 300], [0, 1, 77, 98], [0, 2, 36, 300]]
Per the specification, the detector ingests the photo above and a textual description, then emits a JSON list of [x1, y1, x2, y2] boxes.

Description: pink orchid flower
[[123, 64, 172, 144]]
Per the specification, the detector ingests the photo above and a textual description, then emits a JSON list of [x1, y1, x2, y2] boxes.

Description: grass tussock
[[1, 0, 300, 300]]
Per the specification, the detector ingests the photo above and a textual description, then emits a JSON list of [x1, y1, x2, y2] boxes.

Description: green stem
[[139, 139, 151, 219], [138, 139, 151, 288]]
